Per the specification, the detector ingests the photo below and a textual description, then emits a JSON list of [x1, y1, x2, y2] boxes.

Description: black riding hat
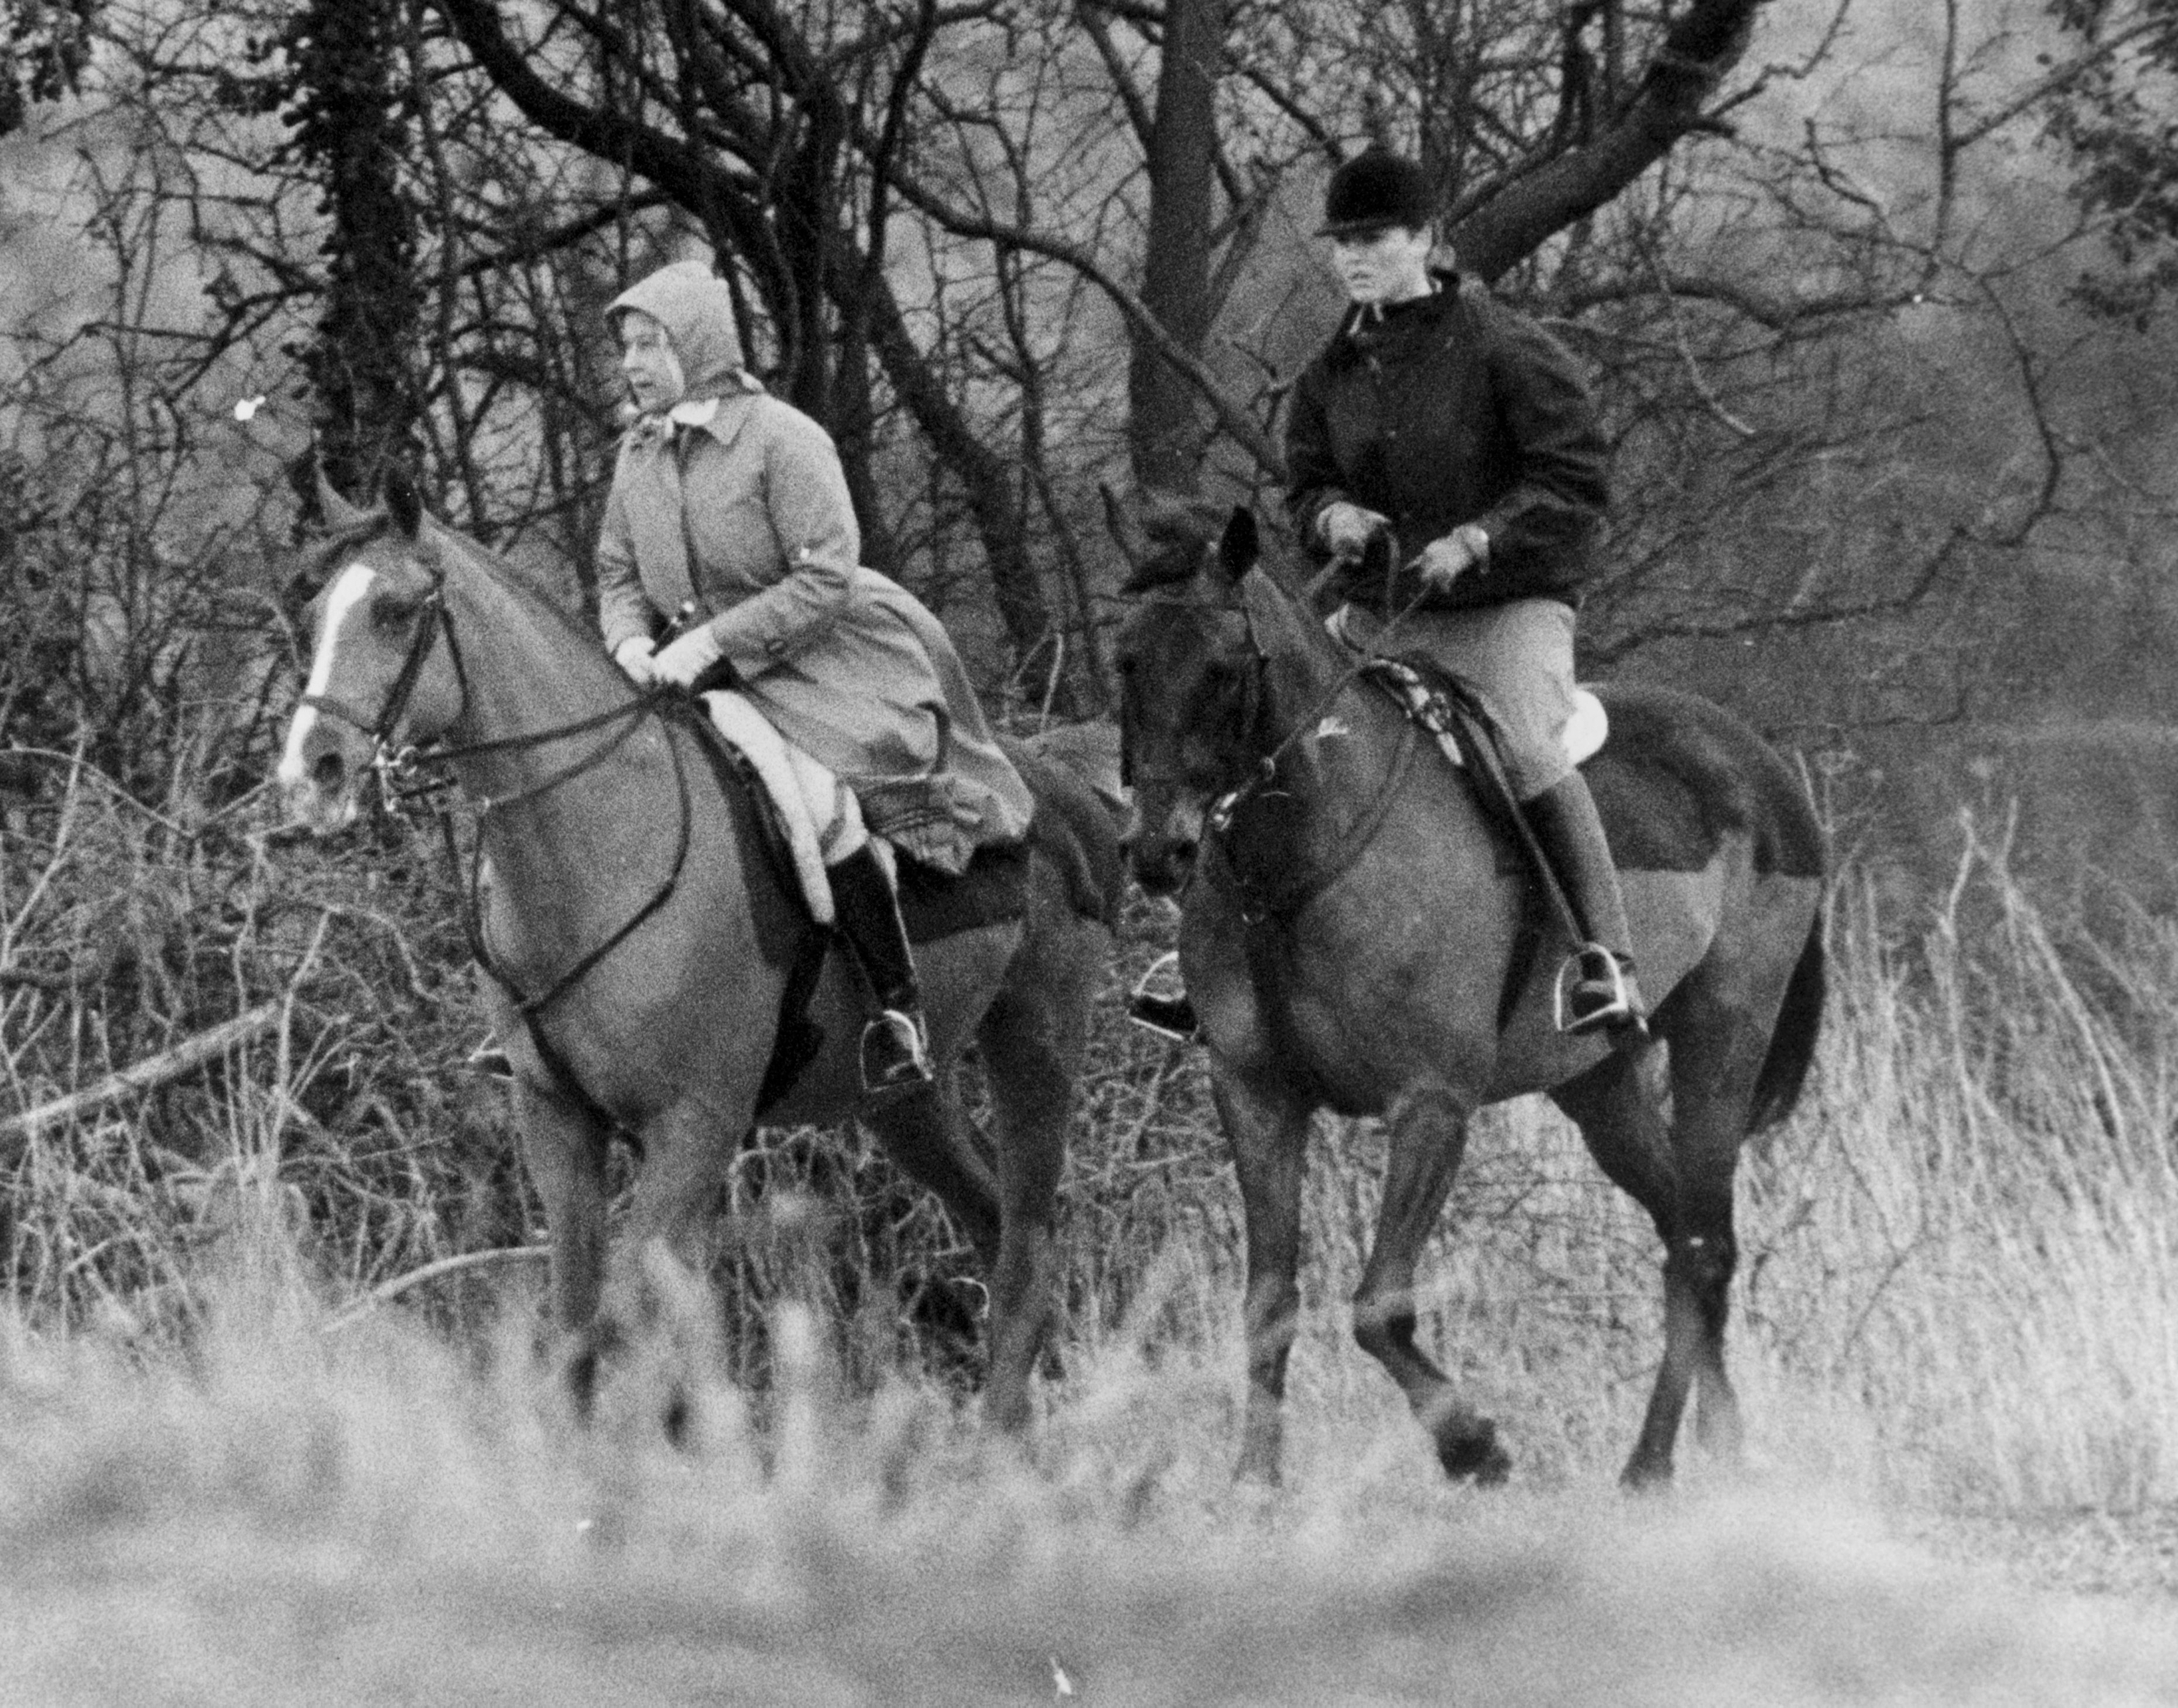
[[1317, 150, 1436, 238]]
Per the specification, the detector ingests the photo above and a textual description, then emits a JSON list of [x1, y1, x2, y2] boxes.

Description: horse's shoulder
[[1590, 685, 1826, 879]]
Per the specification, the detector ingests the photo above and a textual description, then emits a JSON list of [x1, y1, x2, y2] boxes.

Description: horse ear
[[1213, 506, 1259, 585], [385, 465, 424, 539], [311, 456, 373, 535]]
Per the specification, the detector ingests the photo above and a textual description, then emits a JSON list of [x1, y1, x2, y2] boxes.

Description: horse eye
[[369, 593, 421, 629]]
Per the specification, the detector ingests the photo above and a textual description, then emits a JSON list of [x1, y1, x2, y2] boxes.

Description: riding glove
[[1319, 501, 1392, 558], [614, 636, 658, 686], [652, 622, 726, 689], [1412, 525, 1490, 592]]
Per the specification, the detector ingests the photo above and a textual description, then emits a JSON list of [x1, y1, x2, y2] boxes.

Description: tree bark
[[1126, 0, 1225, 494]]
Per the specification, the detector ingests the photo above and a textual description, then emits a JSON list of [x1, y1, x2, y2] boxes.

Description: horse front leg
[[590, 1094, 750, 1442], [1353, 1083, 1508, 1483], [1213, 1063, 1313, 1485], [512, 1072, 611, 1411]]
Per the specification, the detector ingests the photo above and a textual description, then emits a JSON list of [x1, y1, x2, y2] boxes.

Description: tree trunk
[[1126, 0, 1225, 494], [285, 0, 422, 502]]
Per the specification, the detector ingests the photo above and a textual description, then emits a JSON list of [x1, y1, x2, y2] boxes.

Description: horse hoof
[[1233, 1453, 1283, 1489], [1619, 1455, 1674, 1494], [1437, 1422, 1510, 1485]]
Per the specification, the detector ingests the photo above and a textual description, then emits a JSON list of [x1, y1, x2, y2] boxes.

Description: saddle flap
[[699, 690, 835, 923], [1369, 662, 1606, 770]]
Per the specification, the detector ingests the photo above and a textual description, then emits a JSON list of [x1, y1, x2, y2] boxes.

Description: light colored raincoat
[[595, 261, 1032, 869]]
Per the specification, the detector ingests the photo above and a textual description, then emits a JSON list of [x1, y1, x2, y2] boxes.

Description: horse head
[[1110, 495, 1286, 896], [277, 466, 465, 834]]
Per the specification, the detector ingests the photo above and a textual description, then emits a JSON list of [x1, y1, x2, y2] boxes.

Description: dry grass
[[9, 785, 2178, 1696], [5, 1291, 2176, 1707]]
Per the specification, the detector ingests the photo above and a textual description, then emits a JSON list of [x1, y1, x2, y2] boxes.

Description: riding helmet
[[1317, 150, 1436, 238]]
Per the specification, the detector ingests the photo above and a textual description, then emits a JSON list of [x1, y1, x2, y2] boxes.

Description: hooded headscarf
[[608, 260, 748, 406]]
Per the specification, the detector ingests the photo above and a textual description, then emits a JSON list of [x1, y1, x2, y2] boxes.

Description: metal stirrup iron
[[1554, 944, 1641, 1036], [861, 1007, 933, 1092]]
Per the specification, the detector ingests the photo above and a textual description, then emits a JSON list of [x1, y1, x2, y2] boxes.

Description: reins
[[311, 531, 698, 1021], [451, 694, 698, 1020], [1196, 567, 1436, 920]]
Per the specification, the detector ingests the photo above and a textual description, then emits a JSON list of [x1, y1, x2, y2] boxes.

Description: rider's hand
[[614, 636, 659, 687], [652, 622, 726, 689], [1412, 525, 1489, 593], [1317, 501, 1391, 559]]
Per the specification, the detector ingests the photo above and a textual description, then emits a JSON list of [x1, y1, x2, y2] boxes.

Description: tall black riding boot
[[1525, 777, 1649, 1038], [827, 843, 934, 1093]]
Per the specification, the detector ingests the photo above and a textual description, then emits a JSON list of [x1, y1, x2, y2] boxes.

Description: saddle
[[1366, 658, 1608, 773], [676, 698, 1126, 1113], [665, 698, 1028, 1113], [1361, 655, 1597, 958], [689, 691, 1033, 946]]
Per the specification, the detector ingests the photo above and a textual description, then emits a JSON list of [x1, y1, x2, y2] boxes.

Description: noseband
[[299, 562, 468, 805], [299, 533, 693, 1021]]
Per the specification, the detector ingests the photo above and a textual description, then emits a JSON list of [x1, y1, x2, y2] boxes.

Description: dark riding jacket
[[1285, 273, 1609, 614]]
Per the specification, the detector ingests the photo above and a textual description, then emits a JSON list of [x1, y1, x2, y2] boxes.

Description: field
[[7, 813, 2178, 1701]]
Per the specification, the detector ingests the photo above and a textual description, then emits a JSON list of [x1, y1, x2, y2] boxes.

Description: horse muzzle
[[1123, 799, 1203, 898], [276, 718, 367, 835]]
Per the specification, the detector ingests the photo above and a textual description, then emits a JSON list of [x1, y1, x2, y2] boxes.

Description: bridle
[[299, 573, 469, 807], [301, 534, 694, 1020], [1124, 546, 1429, 920]]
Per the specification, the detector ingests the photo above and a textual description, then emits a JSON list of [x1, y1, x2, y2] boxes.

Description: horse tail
[[1748, 906, 1825, 1136]]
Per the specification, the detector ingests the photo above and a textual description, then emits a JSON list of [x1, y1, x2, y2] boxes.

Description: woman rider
[[1288, 149, 1643, 1035], [600, 258, 1035, 1091]]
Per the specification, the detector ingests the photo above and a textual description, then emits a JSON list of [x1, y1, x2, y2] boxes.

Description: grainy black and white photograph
[[5, 0, 2178, 1700]]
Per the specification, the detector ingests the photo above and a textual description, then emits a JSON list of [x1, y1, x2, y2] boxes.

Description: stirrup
[[1126, 951, 1198, 1043], [1554, 946, 1646, 1039], [860, 1008, 933, 1093]]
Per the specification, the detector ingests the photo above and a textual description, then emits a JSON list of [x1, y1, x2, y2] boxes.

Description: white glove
[[1412, 524, 1489, 592], [614, 636, 657, 687], [1318, 501, 1391, 559], [652, 622, 725, 689]]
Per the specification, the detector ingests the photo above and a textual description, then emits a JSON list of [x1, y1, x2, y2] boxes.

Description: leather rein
[[1134, 566, 1431, 923], [300, 546, 695, 1020]]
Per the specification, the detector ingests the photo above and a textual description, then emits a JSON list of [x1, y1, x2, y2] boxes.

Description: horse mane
[[297, 500, 616, 670], [422, 519, 615, 663]]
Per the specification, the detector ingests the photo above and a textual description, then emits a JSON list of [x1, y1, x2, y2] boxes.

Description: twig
[[320, 1245, 552, 1333], [0, 1003, 282, 1162]]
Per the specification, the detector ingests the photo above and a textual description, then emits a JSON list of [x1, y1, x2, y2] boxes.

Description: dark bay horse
[[277, 476, 1119, 1430], [1114, 503, 1826, 1487]]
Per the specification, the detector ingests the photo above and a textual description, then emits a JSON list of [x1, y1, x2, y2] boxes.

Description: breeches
[[1331, 596, 1579, 800]]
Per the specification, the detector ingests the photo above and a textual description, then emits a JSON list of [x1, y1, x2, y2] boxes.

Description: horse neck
[[1245, 576, 1410, 790], [434, 540, 679, 903]]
